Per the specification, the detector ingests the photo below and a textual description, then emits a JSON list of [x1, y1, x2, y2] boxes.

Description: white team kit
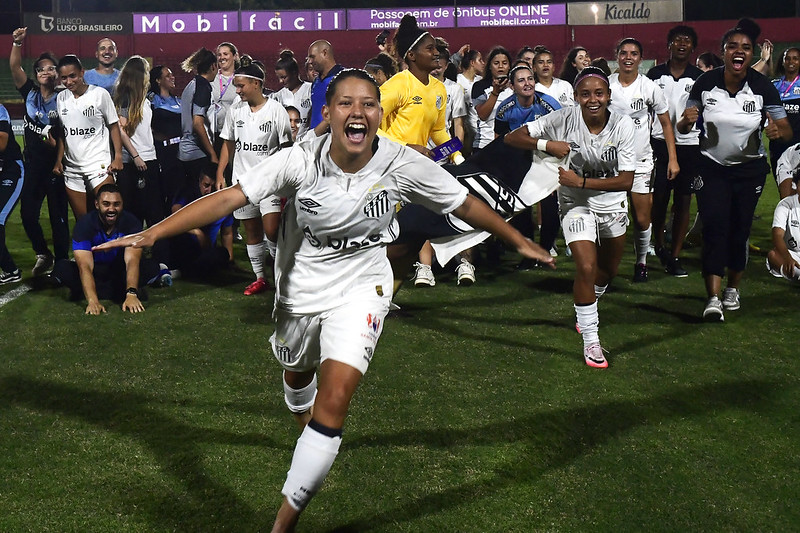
[[608, 73, 669, 193], [536, 78, 575, 108], [769, 194, 800, 278], [648, 64, 702, 145], [270, 82, 312, 137], [775, 142, 800, 191], [427, 78, 468, 150], [236, 134, 467, 373], [525, 106, 637, 243], [221, 98, 292, 219], [57, 85, 119, 191]]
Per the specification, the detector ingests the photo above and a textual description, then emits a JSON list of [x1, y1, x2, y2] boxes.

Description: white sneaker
[[456, 258, 476, 286], [703, 296, 724, 321], [549, 246, 558, 257], [583, 344, 608, 368], [413, 262, 435, 287], [31, 254, 54, 276], [722, 287, 740, 310]]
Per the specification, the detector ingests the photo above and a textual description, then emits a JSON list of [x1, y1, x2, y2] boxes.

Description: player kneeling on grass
[[767, 171, 800, 283], [51, 183, 162, 314], [94, 69, 554, 532]]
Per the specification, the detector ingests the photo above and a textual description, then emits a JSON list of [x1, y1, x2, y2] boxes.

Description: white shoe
[[721, 287, 740, 310], [413, 262, 435, 287], [549, 246, 558, 257], [703, 296, 724, 322], [31, 254, 54, 276], [583, 343, 608, 368], [456, 259, 476, 286]]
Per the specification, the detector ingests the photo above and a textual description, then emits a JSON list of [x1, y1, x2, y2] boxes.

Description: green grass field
[[1, 175, 798, 531]]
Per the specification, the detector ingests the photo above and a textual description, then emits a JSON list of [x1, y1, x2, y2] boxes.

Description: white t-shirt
[[471, 77, 512, 149], [536, 78, 575, 107], [211, 72, 238, 135], [457, 73, 480, 143], [775, 142, 800, 190], [608, 73, 669, 173], [221, 98, 292, 182], [428, 79, 468, 149], [237, 135, 468, 314], [773, 194, 800, 252], [119, 99, 156, 163], [525, 106, 637, 213], [270, 82, 313, 138], [57, 85, 119, 176], [647, 62, 702, 145]]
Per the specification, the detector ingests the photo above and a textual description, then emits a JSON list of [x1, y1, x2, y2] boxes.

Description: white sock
[[246, 241, 266, 279], [575, 301, 600, 347], [594, 284, 608, 299], [281, 421, 342, 511], [635, 224, 652, 265], [265, 236, 277, 260]]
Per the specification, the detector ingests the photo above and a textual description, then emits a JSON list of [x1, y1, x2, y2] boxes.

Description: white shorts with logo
[[270, 297, 390, 375], [631, 170, 653, 195], [234, 194, 282, 220], [64, 168, 112, 193], [562, 206, 628, 245]]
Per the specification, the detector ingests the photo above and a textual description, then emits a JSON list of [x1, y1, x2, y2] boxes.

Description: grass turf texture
[[1, 177, 798, 531]]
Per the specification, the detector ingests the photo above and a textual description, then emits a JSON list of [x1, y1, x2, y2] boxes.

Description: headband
[[235, 73, 264, 82], [405, 31, 430, 59], [573, 68, 609, 89]]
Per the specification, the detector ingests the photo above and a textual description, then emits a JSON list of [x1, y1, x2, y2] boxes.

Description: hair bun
[[279, 49, 295, 61], [735, 18, 761, 42], [239, 54, 253, 68]]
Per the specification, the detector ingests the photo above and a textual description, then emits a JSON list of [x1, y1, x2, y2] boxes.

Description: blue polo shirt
[[72, 210, 142, 265], [494, 92, 561, 137], [309, 64, 344, 129]]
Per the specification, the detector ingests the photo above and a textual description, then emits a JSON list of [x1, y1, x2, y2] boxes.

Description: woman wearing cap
[[677, 18, 792, 321], [506, 66, 637, 369], [94, 68, 551, 532]]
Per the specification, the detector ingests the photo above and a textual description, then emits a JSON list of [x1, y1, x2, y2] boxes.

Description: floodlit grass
[[1, 178, 798, 532]]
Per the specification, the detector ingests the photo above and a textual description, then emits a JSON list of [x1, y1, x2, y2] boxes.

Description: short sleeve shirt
[[270, 82, 313, 138], [56, 85, 119, 176], [18, 78, 60, 159], [773, 194, 800, 252], [179, 75, 213, 162], [72, 209, 141, 265], [647, 62, 703, 145]]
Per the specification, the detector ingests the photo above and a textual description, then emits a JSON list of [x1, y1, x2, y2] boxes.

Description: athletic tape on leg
[[283, 372, 317, 413]]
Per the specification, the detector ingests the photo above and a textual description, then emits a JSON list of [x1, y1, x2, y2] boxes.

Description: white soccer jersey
[[647, 62, 702, 145], [237, 135, 468, 314], [775, 142, 800, 188], [688, 68, 787, 166], [536, 78, 575, 107], [609, 73, 669, 173], [471, 77, 512, 148], [119, 99, 156, 163], [428, 79, 468, 149], [773, 194, 800, 253], [57, 85, 119, 176], [457, 74, 480, 143], [221, 98, 292, 181], [525, 106, 637, 213], [270, 82, 312, 137]]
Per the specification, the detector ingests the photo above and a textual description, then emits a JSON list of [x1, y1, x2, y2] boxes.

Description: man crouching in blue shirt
[[51, 183, 160, 314]]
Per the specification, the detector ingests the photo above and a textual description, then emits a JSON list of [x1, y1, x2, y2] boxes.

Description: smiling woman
[[91, 68, 550, 532]]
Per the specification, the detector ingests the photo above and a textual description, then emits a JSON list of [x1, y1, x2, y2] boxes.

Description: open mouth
[[345, 123, 367, 144], [731, 56, 746, 70]]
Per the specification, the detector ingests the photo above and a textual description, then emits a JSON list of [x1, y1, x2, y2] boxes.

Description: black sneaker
[[633, 263, 648, 283], [0, 269, 22, 284], [665, 257, 688, 277]]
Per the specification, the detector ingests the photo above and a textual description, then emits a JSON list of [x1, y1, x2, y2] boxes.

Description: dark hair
[[616, 37, 643, 56], [57, 54, 82, 72], [217, 41, 240, 69], [558, 47, 588, 82], [394, 15, 428, 59], [325, 68, 380, 105], [721, 18, 760, 52], [516, 45, 535, 62], [365, 52, 398, 78], [509, 60, 533, 81], [235, 54, 265, 83], [777, 47, 800, 77], [284, 105, 300, 116], [181, 47, 217, 75], [484, 46, 512, 79], [149, 65, 168, 95], [460, 49, 480, 71], [443, 62, 458, 82], [435, 36, 450, 58], [573, 65, 610, 89], [33, 52, 58, 71], [97, 183, 121, 198], [667, 25, 698, 49], [532, 45, 551, 61], [199, 161, 218, 181], [275, 49, 300, 77], [591, 58, 612, 76], [697, 51, 723, 69]]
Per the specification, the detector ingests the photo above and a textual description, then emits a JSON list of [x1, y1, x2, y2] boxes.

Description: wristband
[[12, 41, 22, 47], [582, 177, 587, 189], [126, 287, 138, 296], [536, 139, 548, 152], [133, 154, 141, 159]]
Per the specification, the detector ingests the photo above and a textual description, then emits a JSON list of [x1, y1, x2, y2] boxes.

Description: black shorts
[[652, 139, 700, 196]]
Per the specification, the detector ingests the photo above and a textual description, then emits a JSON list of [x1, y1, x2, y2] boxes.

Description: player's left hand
[[557, 166, 582, 188], [108, 156, 124, 174], [122, 294, 145, 313], [765, 113, 781, 140], [517, 238, 556, 270], [667, 159, 680, 180]]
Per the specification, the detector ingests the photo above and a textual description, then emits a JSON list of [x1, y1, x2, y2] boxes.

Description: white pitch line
[[0, 284, 31, 309]]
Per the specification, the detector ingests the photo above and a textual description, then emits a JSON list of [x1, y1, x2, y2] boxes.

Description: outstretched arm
[[452, 194, 555, 269], [93, 185, 249, 251]]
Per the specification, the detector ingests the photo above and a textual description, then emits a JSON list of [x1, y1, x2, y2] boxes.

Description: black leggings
[[0, 161, 24, 273], [20, 156, 70, 260]]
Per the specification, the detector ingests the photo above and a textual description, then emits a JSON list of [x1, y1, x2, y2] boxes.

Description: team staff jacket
[[237, 134, 468, 315], [18, 78, 60, 161]]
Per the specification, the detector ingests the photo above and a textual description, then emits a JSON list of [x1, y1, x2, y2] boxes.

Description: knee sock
[[594, 284, 608, 300], [246, 241, 266, 280], [635, 224, 652, 265], [575, 301, 600, 347], [281, 419, 342, 511]]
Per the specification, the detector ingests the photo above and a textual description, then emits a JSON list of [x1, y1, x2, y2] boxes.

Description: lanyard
[[779, 76, 800, 99], [219, 74, 233, 99]]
